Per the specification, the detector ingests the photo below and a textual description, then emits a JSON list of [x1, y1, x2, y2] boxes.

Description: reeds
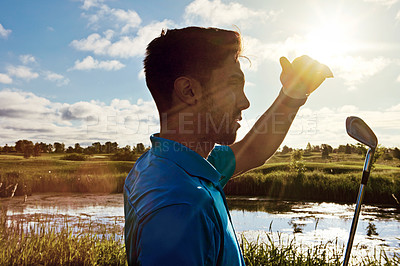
[[240, 232, 400, 266], [1, 211, 398, 265], [0, 210, 126, 265], [224, 170, 400, 204]]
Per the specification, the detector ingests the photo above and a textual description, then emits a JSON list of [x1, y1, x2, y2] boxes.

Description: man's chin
[[215, 132, 237, 146]]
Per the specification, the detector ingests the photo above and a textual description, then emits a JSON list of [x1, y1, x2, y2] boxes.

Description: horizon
[[1, 0, 399, 149]]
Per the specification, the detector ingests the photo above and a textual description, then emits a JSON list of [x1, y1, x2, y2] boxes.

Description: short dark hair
[[144, 27, 242, 112]]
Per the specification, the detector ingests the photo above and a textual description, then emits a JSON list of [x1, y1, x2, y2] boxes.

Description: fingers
[[321, 63, 334, 78], [292, 55, 333, 79], [279, 56, 293, 73], [280, 55, 333, 98], [308, 72, 328, 94]]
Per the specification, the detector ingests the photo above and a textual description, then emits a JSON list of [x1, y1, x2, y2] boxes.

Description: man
[[124, 27, 332, 265]]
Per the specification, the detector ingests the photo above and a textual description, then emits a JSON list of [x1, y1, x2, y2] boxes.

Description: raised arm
[[230, 55, 333, 176]]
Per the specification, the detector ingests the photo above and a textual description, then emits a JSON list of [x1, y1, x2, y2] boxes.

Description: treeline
[[0, 140, 148, 159], [280, 142, 400, 161]]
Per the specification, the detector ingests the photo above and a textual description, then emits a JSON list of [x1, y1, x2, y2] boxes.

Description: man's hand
[[280, 55, 333, 99]]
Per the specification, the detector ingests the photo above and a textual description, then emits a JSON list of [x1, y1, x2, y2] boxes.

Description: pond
[[1, 193, 399, 258]]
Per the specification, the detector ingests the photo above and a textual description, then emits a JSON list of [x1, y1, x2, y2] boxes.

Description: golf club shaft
[[343, 148, 374, 266], [343, 182, 367, 266]]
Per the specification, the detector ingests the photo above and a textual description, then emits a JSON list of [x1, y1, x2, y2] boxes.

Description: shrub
[[61, 153, 86, 161], [110, 150, 136, 161]]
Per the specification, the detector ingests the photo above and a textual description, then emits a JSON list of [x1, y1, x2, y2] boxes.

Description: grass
[[1, 211, 398, 265], [1, 152, 399, 204], [240, 233, 400, 266], [224, 170, 400, 204], [0, 154, 133, 195], [0, 211, 127, 265]]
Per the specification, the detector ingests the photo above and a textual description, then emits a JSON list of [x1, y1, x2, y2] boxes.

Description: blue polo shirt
[[124, 134, 245, 265]]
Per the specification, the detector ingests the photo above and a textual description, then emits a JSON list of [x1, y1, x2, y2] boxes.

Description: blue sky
[[0, 0, 399, 149]]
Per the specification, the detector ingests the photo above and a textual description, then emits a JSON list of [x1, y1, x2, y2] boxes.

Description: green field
[[1, 151, 399, 204]]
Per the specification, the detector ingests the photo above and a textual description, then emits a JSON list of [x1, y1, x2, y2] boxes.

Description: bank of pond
[[1, 159, 399, 206]]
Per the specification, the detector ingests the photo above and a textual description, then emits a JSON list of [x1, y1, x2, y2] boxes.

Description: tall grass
[[224, 170, 400, 204], [1, 210, 398, 265], [0, 157, 132, 195], [240, 233, 400, 266], [0, 211, 126, 265]]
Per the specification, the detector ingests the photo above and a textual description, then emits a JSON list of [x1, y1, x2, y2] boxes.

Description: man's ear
[[173, 76, 202, 105]]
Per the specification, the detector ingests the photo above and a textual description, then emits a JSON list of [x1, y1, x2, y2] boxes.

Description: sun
[[300, 20, 356, 65]]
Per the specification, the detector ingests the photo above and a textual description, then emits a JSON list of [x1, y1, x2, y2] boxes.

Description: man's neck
[[160, 131, 215, 158]]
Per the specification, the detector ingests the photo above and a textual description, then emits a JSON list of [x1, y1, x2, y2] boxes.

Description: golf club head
[[346, 116, 378, 149]]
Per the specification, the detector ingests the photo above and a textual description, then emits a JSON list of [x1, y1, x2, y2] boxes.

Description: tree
[[92, 142, 101, 154], [290, 149, 305, 176], [312, 145, 320, 152], [321, 144, 332, 158], [74, 143, 83, 153], [281, 145, 290, 154], [33, 143, 41, 157], [66, 146, 75, 153], [2, 144, 11, 153], [338, 145, 346, 153], [305, 142, 312, 152], [393, 147, 400, 160], [15, 140, 34, 158], [46, 143, 53, 153], [345, 144, 352, 154], [23, 141, 34, 158], [15, 140, 26, 153], [136, 143, 145, 153], [54, 142, 65, 153], [104, 141, 118, 154]]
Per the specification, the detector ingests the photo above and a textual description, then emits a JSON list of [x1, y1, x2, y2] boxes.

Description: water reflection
[[1, 193, 399, 256], [227, 196, 400, 257]]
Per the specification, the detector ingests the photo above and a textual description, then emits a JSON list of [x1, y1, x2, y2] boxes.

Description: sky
[[0, 0, 399, 149]]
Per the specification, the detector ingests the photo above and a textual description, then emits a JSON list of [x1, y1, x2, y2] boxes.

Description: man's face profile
[[200, 55, 250, 145]]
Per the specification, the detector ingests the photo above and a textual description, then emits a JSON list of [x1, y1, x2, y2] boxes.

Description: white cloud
[[397, 74, 400, 82], [0, 73, 13, 84], [0, 23, 12, 39], [71, 56, 125, 71], [20, 54, 36, 65], [184, 0, 280, 27], [111, 8, 142, 33], [397, 10, 400, 20], [70, 33, 112, 54], [81, 2, 141, 33], [329, 56, 391, 90], [71, 19, 174, 58], [277, 105, 400, 148], [0, 89, 158, 147], [7, 65, 39, 80], [81, 0, 104, 10], [236, 103, 400, 148], [43, 71, 70, 86]]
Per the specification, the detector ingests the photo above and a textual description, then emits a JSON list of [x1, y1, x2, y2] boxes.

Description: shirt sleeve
[[137, 204, 221, 266], [207, 145, 236, 188]]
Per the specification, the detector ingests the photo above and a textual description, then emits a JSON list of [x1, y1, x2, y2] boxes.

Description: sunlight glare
[[301, 21, 354, 65]]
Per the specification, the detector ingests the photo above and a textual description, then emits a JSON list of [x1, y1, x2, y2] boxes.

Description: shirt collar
[[150, 134, 222, 185]]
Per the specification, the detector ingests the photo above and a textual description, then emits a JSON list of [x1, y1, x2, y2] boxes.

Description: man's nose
[[237, 93, 250, 111]]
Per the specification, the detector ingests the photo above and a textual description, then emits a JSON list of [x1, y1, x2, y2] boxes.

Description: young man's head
[[144, 27, 249, 145], [144, 27, 242, 113]]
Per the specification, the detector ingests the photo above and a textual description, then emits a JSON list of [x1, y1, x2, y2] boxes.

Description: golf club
[[343, 116, 378, 266]]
